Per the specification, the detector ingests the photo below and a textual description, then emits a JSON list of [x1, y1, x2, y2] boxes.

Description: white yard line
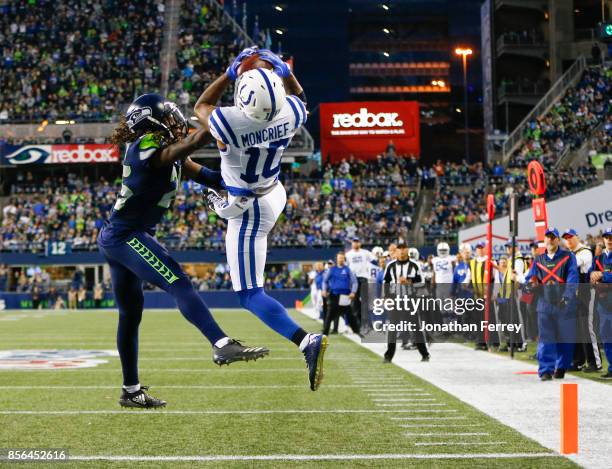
[[67, 452, 558, 462], [371, 398, 435, 401], [404, 432, 490, 437], [390, 416, 467, 420], [374, 403, 446, 407], [414, 442, 507, 447], [0, 384, 419, 390], [0, 409, 457, 416], [344, 338, 612, 468], [399, 424, 483, 428]]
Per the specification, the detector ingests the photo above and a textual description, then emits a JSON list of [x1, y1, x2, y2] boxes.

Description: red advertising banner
[[0, 144, 120, 165], [320, 101, 420, 162]]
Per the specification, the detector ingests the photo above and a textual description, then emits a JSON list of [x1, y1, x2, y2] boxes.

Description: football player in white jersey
[[194, 47, 327, 391], [432, 242, 454, 284]]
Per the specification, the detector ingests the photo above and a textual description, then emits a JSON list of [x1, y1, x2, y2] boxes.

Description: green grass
[[0, 309, 577, 468]]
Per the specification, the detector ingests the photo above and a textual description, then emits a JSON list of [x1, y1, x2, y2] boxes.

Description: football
[[237, 53, 274, 75]]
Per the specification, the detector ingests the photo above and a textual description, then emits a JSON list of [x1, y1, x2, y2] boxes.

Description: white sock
[[123, 383, 140, 393], [299, 334, 312, 352], [214, 337, 230, 348]]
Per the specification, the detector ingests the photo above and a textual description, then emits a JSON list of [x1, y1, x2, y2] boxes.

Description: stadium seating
[[508, 66, 611, 169], [0, 0, 164, 123]]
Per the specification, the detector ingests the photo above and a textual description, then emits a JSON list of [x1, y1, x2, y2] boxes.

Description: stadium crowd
[[0, 0, 164, 123], [167, 0, 242, 112], [0, 153, 420, 252], [509, 66, 611, 169]]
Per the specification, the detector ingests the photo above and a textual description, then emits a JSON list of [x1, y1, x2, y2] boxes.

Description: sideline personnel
[[590, 227, 612, 379], [322, 253, 359, 335], [524, 228, 579, 381]]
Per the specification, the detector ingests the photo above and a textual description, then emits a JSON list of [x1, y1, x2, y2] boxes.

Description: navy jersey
[[101, 134, 181, 243]]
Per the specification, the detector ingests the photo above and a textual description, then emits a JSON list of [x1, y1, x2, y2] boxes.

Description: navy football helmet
[[125, 93, 188, 142]]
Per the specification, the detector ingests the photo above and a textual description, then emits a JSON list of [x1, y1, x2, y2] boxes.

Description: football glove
[[257, 49, 291, 78], [559, 296, 570, 309], [206, 188, 254, 219], [226, 46, 259, 80]]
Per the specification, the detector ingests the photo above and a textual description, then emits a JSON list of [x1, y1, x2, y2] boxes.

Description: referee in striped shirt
[[383, 242, 430, 363]]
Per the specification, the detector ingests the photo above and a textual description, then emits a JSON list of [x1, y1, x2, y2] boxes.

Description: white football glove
[[206, 188, 254, 219]]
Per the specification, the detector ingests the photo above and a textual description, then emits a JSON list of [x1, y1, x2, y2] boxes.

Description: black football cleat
[[119, 386, 166, 408], [540, 373, 553, 381], [302, 334, 328, 391], [213, 339, 269, 366], [582, 364, 602, 373], [600, 371, 612, 379], [553, 369, 566, 379], [421, 355, 430, 362]]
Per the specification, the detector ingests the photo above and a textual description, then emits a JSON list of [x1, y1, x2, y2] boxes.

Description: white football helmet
[[234, 68, 286, 122], [408, 247, 419, 262], [372, 246, 384, 257], [437, 242, 450, 257]]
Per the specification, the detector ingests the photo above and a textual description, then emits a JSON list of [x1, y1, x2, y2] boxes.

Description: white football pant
[[225, 183, 287, 291]]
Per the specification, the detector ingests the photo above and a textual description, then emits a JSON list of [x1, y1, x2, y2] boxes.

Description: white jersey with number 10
[[208, 95, 307, 192]]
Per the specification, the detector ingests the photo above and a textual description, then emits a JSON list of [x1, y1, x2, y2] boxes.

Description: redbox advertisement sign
[[0, 144, 120, 166], [320, 101, 420, 162]]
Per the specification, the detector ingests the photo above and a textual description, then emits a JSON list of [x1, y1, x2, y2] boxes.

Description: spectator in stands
[[0, 0, 164, 122]]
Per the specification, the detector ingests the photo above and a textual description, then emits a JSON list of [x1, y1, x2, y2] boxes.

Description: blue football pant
[[99, 231, 226, 386], [599, 306, 612, 372], [536, 302, 576, 376]]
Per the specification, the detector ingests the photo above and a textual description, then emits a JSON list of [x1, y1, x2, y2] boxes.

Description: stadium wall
[[0, 290, 308, 310], [458, 181, 612, 256]]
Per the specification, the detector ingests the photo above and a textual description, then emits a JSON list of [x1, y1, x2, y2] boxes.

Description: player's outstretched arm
[[151, 128, 214, 168], [193, 73, 232, 126], [182, 157, 223, 190]]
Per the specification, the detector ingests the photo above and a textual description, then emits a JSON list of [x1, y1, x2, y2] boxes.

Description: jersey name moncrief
[[208, 95, 307, 192]]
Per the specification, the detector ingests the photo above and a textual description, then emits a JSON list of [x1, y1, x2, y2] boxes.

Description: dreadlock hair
[[109, 117, 137, 146], [109, 117, 169, 147]]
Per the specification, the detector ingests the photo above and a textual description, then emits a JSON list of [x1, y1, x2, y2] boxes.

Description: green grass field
[[0, 309, 578, 468]]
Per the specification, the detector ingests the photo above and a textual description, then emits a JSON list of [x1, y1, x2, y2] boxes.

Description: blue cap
[[352, 237, 360, 242], [603, 227, 612, 238], [475, 241, 485, 248], [545, 228, 560, 238], [504, 239, 513, 248], [562, 228, 578, 238]]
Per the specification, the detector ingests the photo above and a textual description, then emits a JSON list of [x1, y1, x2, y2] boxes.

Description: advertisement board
[[0, 144, 120, 166], [320, 101, 420, 162], [458, 181, 612, 256]]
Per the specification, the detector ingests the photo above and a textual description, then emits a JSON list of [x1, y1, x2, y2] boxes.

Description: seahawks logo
[[4, 146, 50, 165], [126, 106, 152, 129]]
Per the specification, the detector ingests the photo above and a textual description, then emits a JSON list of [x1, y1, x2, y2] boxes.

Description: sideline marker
[[560, 383, 578, 454]]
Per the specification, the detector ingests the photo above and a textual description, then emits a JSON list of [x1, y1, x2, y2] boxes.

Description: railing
[[502, 56, 587, 162], [497, 82, 548, 99], [496, 33, 547, 51]]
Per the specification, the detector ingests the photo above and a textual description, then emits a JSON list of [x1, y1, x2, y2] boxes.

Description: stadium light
[[275, 29, 284, 35], [455, 47, 473, 161], [274, 5, 283, 12], [383, 51, 390, 57], [381, 3, 389, 11], [382, 28, 390, 34]]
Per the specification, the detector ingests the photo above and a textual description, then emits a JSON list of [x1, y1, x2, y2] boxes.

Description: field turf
[[0, 309, 577, 468]]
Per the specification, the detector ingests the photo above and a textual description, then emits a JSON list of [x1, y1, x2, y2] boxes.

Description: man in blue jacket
[[524, 228, 579, 381], [590, 227, 612, 379], [322, 253, 359, 335]]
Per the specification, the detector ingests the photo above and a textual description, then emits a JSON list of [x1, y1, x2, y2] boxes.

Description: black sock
[[291, 328, 308, 347]]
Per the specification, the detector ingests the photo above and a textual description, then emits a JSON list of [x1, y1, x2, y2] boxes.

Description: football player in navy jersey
[[99, 92, 268, 408]]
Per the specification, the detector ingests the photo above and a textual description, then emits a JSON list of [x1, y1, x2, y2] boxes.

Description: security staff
[[322, 253, 359, 335], [562, 228, 601, 372], [524, 228, 579, 381], [469, 242, 488, 350], [382, 243, 430, 363], [590, 227, 612, 379]]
